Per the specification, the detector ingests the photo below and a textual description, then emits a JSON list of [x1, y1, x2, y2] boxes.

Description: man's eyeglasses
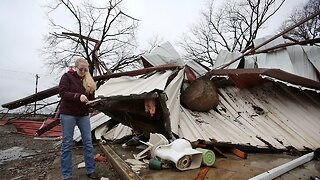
[[78, 67, 89, 72]]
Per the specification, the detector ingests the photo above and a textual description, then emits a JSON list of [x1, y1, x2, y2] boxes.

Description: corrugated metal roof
[[164, 69, 184, 134], [185, 60, 208, 78], [103, 123, 132, 141], [244, 45, 319, 81], [253, 36, 285, 51], [159, 67, 320, 151], [287, 45, 319, 81], [255, 49, 295, 74], [213, 36, 320, 81], [213, 50, 241, 69], [11, 119, 61, 137], [141, 42, 184, 67], [176, 83, 320, 150], [92, 39, 320, 150], [94, 67, 320, 151], [302, 46, 320, 73], [95, 70, 173, 97]]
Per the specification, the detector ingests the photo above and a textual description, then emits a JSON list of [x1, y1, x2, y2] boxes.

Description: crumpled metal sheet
[[95, 70, 173, 97]]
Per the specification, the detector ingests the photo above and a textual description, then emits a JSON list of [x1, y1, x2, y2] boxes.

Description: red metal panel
[[11, 119, 61, 137]]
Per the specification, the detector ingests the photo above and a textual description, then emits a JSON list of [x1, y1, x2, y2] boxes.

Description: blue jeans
[[60, 114, 96, 179]]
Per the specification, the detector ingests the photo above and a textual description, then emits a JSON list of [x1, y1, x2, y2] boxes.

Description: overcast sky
[[0, 0, 308, 112]]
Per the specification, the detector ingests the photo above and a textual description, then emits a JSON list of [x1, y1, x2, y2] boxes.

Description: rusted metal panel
[[228, 73, 267, 89], [11, 119, 61, 137]]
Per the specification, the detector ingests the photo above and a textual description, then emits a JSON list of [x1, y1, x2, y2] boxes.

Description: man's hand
[[80, 94, 88, 103]]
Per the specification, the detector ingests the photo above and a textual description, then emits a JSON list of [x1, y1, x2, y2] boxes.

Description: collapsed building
[[2, 31, 320, 179], [91, 39, 320, 153]]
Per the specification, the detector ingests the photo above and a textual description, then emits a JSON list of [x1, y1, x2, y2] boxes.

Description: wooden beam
[[2, 87, 59, 110], [195, 166, 210, 180], [93, 64, 179, 81], [229, 148, 247, 159]]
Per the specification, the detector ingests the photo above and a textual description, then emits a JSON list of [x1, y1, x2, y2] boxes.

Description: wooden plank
[[229, 148, 247, 159], [195, 166, 210, 180]]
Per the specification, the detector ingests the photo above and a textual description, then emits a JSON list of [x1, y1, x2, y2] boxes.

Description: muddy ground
[[0, 123, 120, 180], [0, 123, 56, 179]]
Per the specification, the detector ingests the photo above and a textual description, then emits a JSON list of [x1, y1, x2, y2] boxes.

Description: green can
[[196, 148, 216, 166]]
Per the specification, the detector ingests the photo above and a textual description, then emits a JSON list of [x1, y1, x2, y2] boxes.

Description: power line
[[0, 68, 58, 78], [0, 68, 35, 75]]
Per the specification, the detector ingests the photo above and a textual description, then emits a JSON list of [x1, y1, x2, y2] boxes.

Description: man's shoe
[[87, 172, 99, 179]]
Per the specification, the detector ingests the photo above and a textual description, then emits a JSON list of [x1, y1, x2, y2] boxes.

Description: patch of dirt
[[0, 123, 121, 180], [0, 124, 58, 180]]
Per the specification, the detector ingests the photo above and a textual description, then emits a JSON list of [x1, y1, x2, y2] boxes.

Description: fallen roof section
[[93, 66, 320, 151], [174, 68, 320, 151]]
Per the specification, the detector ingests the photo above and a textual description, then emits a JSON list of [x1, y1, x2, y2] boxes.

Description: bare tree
[[280, 0, 320, 41], [180, 0, 285, 67], [145, 34, 165, 53], [42, 0, 140, 75]]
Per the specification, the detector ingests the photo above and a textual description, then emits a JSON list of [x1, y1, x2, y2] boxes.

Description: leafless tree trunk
[[42, 0, 140, 75], [180, 0, 285, 67], [280, 0, 320, 41]]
